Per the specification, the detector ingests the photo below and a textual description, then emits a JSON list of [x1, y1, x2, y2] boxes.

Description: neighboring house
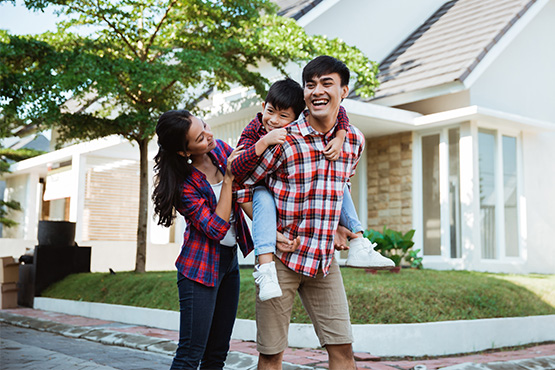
[[1, 0, 554, 274]]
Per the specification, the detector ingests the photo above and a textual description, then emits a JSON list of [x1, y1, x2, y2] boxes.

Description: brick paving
[[2, 307, 555, 369]]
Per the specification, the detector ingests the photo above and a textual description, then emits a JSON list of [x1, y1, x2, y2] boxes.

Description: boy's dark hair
[[302, 55, 350, 87], [265, 78, 305, 119]]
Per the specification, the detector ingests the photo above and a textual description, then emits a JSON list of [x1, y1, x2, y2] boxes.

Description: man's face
[[304, 72, 348, 121], [261, 102, 296, 132]]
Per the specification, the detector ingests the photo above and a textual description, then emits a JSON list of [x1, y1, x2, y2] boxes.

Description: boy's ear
[[261, 102, 266, 111]]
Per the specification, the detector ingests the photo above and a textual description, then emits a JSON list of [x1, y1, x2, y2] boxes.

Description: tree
[[0, 0, 379, 272]]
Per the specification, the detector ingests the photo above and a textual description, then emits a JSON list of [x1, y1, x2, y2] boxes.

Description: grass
[[42, 268, 555, 324]]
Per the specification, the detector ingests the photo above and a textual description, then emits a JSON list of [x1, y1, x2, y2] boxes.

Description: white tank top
[[210, 180, 237, 247]]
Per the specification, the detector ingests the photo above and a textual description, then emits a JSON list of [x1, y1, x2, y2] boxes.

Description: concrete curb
[[0, 310, 175, 356], [35, 297, 555, 357], [439, 355, 555, 369]]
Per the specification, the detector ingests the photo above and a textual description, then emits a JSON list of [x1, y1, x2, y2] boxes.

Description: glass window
[[449, 128, 461, 258], [478, 130, 496, 259], [422, 134, 441, 255]]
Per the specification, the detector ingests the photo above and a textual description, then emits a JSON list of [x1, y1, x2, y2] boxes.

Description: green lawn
[[42, 268, 555, 324]]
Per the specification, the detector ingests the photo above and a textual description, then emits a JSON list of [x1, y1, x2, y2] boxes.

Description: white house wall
[[521, 131, 555, 274], [301, 0, 448, 63], [469, 0, 555, 123]]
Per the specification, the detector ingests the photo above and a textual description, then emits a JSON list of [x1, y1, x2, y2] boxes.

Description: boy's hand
[[262, 128, 287, 147], [323, 136, 343, 161]]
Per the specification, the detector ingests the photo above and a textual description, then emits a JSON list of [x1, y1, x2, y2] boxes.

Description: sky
[[0, 0, 59, 35]]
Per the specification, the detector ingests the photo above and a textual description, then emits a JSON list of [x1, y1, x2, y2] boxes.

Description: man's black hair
[[265, 78, 305, 119], [302, 55, 350, 87]]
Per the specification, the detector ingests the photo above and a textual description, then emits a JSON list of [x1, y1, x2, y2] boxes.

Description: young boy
[[232, 78, 394, 301]]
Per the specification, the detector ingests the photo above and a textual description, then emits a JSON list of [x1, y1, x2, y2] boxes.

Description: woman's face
[[185, 115, 216, 156]]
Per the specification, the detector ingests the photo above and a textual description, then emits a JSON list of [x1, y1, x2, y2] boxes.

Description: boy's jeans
[[340, 183, 364, 234], [253, 186, 277, 256], [253, 184, 363, 258]]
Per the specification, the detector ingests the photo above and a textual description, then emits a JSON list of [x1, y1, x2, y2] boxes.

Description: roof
[[273, 0, 324, 20], [371, 0, 538, 101]]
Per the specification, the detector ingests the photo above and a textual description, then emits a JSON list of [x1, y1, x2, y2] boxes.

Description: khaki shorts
[[255, 257, 353, 355]]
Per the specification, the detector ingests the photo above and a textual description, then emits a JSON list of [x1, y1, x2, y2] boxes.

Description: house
[[2, 0, 554, 274]]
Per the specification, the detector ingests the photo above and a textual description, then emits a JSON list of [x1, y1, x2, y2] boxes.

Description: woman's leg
[[170, 271, 219, 370], [201, 247, 240, 369]]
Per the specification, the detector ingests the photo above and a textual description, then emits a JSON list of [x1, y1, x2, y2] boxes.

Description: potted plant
[[363, 226, 422, 272]]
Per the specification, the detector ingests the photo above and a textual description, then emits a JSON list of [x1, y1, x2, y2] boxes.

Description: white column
[[458, 121, 481, 269], [23, 172, 41, 241], [439, 128, 450, 258], [357, 149, 368, 230], [69, 153, 87, 242]]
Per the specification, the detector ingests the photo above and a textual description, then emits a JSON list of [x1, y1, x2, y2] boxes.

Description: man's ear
[[341, 85, 349, 100]]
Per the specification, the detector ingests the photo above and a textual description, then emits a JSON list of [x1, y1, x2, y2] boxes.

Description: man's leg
[[256, 258, 299, 370], [258, 352, 284, 370], [298, 258, 356, 369], [326, 344, 356, 370]]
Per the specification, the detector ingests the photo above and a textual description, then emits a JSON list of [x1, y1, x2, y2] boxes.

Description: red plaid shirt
[[175, 139, 253, 287], [237, 114, 365, 277], [231, 106, 350, 184]]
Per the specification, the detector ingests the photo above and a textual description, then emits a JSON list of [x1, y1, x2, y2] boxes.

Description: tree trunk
[[135, 137, 149, 273]]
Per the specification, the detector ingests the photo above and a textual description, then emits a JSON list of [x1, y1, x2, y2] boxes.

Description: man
[[239, 55, 363, 370]]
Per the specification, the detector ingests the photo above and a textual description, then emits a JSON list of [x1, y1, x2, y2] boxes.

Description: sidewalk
[[1, 307, 554, 370]]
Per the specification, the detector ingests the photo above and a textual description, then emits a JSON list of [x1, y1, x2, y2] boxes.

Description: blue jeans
[[170, 246, 239, 370], [253, 186, 277, 256], [340, 184, 364, 234]]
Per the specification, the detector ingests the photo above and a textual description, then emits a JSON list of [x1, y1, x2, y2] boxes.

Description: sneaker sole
[[259, 290, 283, 301], [345, 263, 396, 269]]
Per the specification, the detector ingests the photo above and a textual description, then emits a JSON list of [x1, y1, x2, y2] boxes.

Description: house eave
[[413, 105, 555, 132], [370, 81, 466, 107]]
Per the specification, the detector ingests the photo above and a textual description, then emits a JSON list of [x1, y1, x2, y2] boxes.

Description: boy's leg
[[252, 186, 282, 301], [341, 184, 394, 269]]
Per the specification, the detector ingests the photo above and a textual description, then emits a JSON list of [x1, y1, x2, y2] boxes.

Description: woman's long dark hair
[[152, 110, 194, 227]]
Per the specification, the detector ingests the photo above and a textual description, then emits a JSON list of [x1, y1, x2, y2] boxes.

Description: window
[[422, 134, 441, 256], [478, 130, 519, 259]]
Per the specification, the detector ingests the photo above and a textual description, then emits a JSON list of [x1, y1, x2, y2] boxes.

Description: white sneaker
[[345, 238, 395, 269], [253, 262, 282, 301]]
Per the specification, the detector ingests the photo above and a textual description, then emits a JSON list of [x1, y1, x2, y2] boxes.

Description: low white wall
[[0, 238, 36, 260], [1, 239, 255, 273], [34, 297, 555, 357]]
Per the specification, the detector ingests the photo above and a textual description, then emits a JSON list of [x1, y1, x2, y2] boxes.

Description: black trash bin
[[17, 221, 91, 307]]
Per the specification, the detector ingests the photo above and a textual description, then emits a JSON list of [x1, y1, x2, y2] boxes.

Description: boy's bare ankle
[[258, 253, 273, 265]]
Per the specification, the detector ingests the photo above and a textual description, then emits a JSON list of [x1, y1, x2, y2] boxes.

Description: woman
[[152, 109, 253, 369]]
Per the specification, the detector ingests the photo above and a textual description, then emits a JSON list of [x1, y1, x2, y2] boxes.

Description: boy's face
[[261, 102, 296, 132], [304, 72, 348, 122]]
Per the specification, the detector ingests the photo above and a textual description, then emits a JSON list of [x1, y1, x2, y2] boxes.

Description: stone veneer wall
[[366, 132, 413, 233]]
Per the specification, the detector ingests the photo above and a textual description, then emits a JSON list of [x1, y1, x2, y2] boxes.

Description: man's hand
[[334, 225, 357, 251], [276, 231, 300, 253]]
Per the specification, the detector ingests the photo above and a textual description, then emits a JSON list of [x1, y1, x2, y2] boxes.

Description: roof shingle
[[372, 0, 538, 101]]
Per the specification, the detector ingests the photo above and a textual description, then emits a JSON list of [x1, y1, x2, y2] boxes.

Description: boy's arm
[[324, 105, 349, 161], [232, 127, 287, 182]]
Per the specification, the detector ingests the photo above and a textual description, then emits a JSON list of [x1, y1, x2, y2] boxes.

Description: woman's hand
[[225, 145, 244, 180]]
